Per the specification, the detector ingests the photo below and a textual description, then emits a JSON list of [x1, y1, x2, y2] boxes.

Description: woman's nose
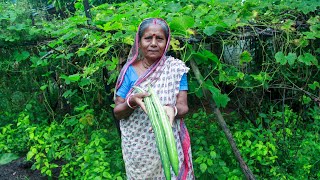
[[151, 37, 157, 46]]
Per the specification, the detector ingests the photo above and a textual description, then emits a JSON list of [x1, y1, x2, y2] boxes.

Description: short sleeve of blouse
[[116, 66, 138, 99], [180, 73, 188, 91]]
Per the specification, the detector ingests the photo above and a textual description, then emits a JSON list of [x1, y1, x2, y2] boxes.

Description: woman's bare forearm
[[113, 102, 134, 120], [175, 90, 189, 119], [175, 103, 189, 119]]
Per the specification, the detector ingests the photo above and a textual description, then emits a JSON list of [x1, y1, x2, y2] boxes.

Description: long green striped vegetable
[[148, 85, 179, 175], [133, 86, 172, 180]]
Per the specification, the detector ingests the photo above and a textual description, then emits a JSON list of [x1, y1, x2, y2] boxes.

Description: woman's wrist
[[173, 106, 178, 116], [126, 95, 137, 109], [164, 104, 178, 116]]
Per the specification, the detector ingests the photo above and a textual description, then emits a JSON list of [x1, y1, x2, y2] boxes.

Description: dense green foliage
[[0, 0, 319, 179]]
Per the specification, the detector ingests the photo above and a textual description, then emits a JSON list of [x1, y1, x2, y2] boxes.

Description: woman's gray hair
[[138, 18, 169, 40]]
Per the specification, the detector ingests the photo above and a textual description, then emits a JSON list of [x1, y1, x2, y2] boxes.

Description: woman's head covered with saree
[[115, 18, 171, 98]]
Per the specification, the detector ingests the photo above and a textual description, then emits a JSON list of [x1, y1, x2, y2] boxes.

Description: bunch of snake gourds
[[133, 86, 179, 180]]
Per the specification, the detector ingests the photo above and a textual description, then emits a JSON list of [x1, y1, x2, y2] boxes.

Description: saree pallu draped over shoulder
[[119, 56, 194, 179]]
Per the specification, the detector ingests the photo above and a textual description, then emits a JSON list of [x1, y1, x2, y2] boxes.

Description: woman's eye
[[145, 37, 152, 39]]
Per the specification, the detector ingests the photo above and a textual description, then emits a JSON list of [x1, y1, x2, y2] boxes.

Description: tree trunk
[[190, 59, 256, 180], [83, 0, 91, 25]]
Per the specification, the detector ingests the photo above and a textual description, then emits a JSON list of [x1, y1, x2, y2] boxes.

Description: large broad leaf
[[14, 51, 30, 62], [192, 50, 219, 66], [60, 74, 81, 84], [202, 50, 219, 64], [200, 163, 207, 173], [308, 81, 319, 90], [193, 52, 207, 65], [286, 52, 297, 66], [0, 153, 19, 165], [298, 53, 318, 66], [275, 51, 286, 65], [240, 51, 252, 65], [170, 16, 194, 35], [204, 80, 230, 108], [189, 80, 203, 98], [203, 26, 216, 36], [166, 2, 182, 13]]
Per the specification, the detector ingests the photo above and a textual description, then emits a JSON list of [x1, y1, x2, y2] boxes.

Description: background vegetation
[[0, 0, 319, 179]]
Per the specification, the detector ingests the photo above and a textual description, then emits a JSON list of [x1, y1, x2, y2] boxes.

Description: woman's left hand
[[163, 105, 175, 126]]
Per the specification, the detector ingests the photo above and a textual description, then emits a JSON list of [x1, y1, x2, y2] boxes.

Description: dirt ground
[[0, 157, 47, 180]]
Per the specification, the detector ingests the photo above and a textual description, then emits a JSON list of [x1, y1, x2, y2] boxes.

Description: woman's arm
[[175, 90, 189, 118], [113, 92, 149, 120], [113, 96, 134, 120]]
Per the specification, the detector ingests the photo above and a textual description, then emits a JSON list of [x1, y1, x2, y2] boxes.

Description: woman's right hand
[[114, 92, 149, 120], [128, 92, 150, 114]]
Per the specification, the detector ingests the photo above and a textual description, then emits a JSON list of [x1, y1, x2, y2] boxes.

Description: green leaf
[[237, 72, 245, 80], [222, 166, 229, 173], [308, 81, 319, 90], [193, 52, 208, 65], [245, 140, 251, 147], [286, 52, 297, 66], [166, 2, 182, 13], [189, 80, 203, 98], [14, 51, 30, 62], [223, 13, 238, 28], [210, 151, 216, 159], [103, 171, 112, 178], [204, 80, 230, 108], [60, 74, 81, 84], [0, 153, 19, 165], [79, 78, 91, 87], [193, 50, 219, 66], [30, 56, 41, 67], [40, 85, 48, 91], [303, 32, 316, 39], [212, 93, 230, 108], [203, 26, 216, 36], [62, 89, 77, 98], [302, 95, 311, 104], [281, 20, 294, 31], [240, 51, 252, 65], [170, 16, 194, 35], [200, 163, 207, 173], [275, 52, 286, 65], [26, 150, 34, 160], [75, 104, 88, 112], [202, 50, 219, 64], [77, 47, 88, 57], [298, 53, 317, 66]]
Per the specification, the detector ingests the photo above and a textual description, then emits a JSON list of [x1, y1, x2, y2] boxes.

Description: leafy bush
[[186, 105, 320, 179]]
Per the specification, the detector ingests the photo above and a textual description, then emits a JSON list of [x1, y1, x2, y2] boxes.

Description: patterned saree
[[115, 18, 194, 180]]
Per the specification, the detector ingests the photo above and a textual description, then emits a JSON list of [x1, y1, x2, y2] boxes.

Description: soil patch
[[0, 157, 46, 180]]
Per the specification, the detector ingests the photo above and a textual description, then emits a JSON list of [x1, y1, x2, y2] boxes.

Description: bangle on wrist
[[174, 106, 178, 116], [126, 95, 137, 109]]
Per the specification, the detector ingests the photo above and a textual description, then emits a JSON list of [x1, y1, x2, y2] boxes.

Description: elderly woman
[[113, 18, 194, 179]]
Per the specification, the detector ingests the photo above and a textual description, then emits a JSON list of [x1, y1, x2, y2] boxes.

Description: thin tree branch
[[190, 59, 256, 180]]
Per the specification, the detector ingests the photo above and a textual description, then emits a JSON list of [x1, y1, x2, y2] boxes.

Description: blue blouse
[[116, 65, 188, 99]]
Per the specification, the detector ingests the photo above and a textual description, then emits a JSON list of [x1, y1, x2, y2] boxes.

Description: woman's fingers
[[137, 99, 147, 114], [131, 92, 149, 114], [163, 105, 175, 126], [135, 92, 150, 98]]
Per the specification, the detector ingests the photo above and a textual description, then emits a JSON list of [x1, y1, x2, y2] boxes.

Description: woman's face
[[139, 24, 167, 62]]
